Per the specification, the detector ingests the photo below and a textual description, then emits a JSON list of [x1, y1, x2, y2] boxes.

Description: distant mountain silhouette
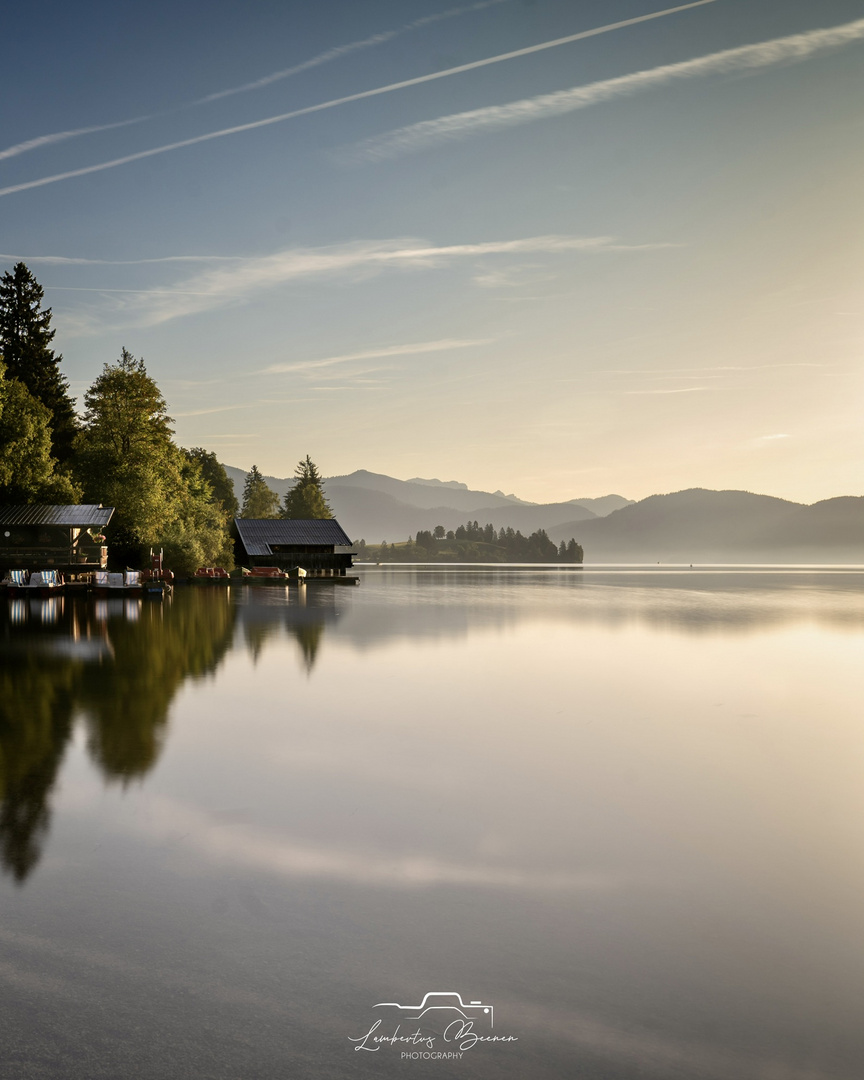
[[547, 489, 864, 562], [223, 466, 630, 541], [223, 468, 861, 559]]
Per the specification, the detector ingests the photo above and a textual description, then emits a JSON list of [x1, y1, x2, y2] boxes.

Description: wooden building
[[0, 504, 114, 574], [233, 518, 354, 576]]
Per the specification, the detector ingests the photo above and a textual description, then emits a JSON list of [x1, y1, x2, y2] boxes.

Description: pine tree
[[281, 454, 332, 519], [74, 348, 182, 551], [566, 538, 583, 563], [73, 348, 232, 571], [0, 263, 78, 464], [241, 465, 280, 518]]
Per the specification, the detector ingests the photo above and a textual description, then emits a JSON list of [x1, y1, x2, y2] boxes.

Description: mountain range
[[224, 466, 863, 562]]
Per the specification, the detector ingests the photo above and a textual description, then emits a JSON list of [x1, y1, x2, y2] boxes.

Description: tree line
[[356, 521, 583, 563], [240, 456, 332, 520], [0, 263, 331, 573]]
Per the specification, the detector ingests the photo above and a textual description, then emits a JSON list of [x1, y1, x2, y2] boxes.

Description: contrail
[[0, 1, 718, 198], [195, 0, 508, 105], [0, 116, 150, 163], [352, 15, 864, 160], [0, 0, 505, 164]]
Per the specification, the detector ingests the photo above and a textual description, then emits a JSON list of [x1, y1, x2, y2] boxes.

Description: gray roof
[[0, 504, 114, 528], [234, 518, 352, 555]]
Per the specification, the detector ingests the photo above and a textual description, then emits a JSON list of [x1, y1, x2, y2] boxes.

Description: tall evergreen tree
[[0, 263, 78, 464], [74, 348, 232, 571], [281, 455, 332, 519], [74, 349, 181, 557], [241, 465, 280, 518]]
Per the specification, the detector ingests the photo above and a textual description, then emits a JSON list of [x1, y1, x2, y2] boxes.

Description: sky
[[2, 0, 862, 504]]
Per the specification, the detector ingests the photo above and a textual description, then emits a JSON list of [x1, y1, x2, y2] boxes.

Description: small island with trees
[[356, 522, 583, 564]]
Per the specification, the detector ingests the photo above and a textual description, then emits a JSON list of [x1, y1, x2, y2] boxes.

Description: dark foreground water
[[1, 568, 863, 1079]]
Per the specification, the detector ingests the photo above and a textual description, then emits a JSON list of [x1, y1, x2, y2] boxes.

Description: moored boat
[[91, 570, 143, 596], [27, 570, 65, 598], [2, 569, 30, 595]]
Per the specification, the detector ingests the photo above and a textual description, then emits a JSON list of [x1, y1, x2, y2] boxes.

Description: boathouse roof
[[0, 504, 114, 528], [234, 518, 352, 555]]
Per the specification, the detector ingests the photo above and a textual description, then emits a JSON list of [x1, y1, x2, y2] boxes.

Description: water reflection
[[1, 570, 861, 889], [234, 585, 341, 671], [1, 573, 863, 1077], [342, 568, 864, 644], [0, 591, 235, 882]]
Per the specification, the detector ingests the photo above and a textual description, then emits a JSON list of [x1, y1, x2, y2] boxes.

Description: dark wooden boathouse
[[232, 518, 355, 576], [0, 504, 114, 575]]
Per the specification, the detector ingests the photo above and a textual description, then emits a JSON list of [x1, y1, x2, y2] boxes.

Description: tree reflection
[[235, 585, 339, 672], [0, 590, 236, 882], [79, 594, 235, 781], [0, 665, 75, 882]]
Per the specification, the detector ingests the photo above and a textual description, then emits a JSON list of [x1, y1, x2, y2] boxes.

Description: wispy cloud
[[173, 404, 258, 417], [625, 386, 708, 394], [350, 15, 864, 160], [261, 337, 494, 374], [754, 433, 791, 443], [0, 2, 718, 198], [600, 363, 825, 374], [0, 253, 246, 266], [192, 433, 258, 440], [71, 234, 663, 329]]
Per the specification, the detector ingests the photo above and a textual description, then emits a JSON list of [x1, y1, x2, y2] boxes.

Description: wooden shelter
[[0, 504, 113, 574], [233, 518, 354, 576]]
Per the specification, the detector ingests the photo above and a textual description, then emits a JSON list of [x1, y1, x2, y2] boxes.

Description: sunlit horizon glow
[[2, 0, 862, 504]]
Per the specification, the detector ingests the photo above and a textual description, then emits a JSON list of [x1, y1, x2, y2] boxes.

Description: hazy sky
[[2, 0, 862, 503]]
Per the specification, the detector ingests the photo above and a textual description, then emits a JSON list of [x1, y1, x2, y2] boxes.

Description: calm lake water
[[1, 568, 863, 1079]]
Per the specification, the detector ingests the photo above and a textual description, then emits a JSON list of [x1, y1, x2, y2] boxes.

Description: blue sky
[[2, 0, 862, 502]]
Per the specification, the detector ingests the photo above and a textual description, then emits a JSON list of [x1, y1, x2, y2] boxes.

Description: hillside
[[223, 466, 628, 541], [223, 468, 863, 561], [547, 489, 864, 562]]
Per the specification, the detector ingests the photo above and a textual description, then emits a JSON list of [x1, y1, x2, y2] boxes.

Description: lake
[[1, 568, 863, 1079]]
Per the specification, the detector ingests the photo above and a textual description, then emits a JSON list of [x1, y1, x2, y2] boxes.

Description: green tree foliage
[[74, 348, 178, 549], [281, 454, 332, 519], [161, 454, 236, 574], [241, 464, 280, 518], [0, 263, 78, 464], [185, 447, 239, 518], [74, 349, 231, 571], [0, 363, 80, 504]]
